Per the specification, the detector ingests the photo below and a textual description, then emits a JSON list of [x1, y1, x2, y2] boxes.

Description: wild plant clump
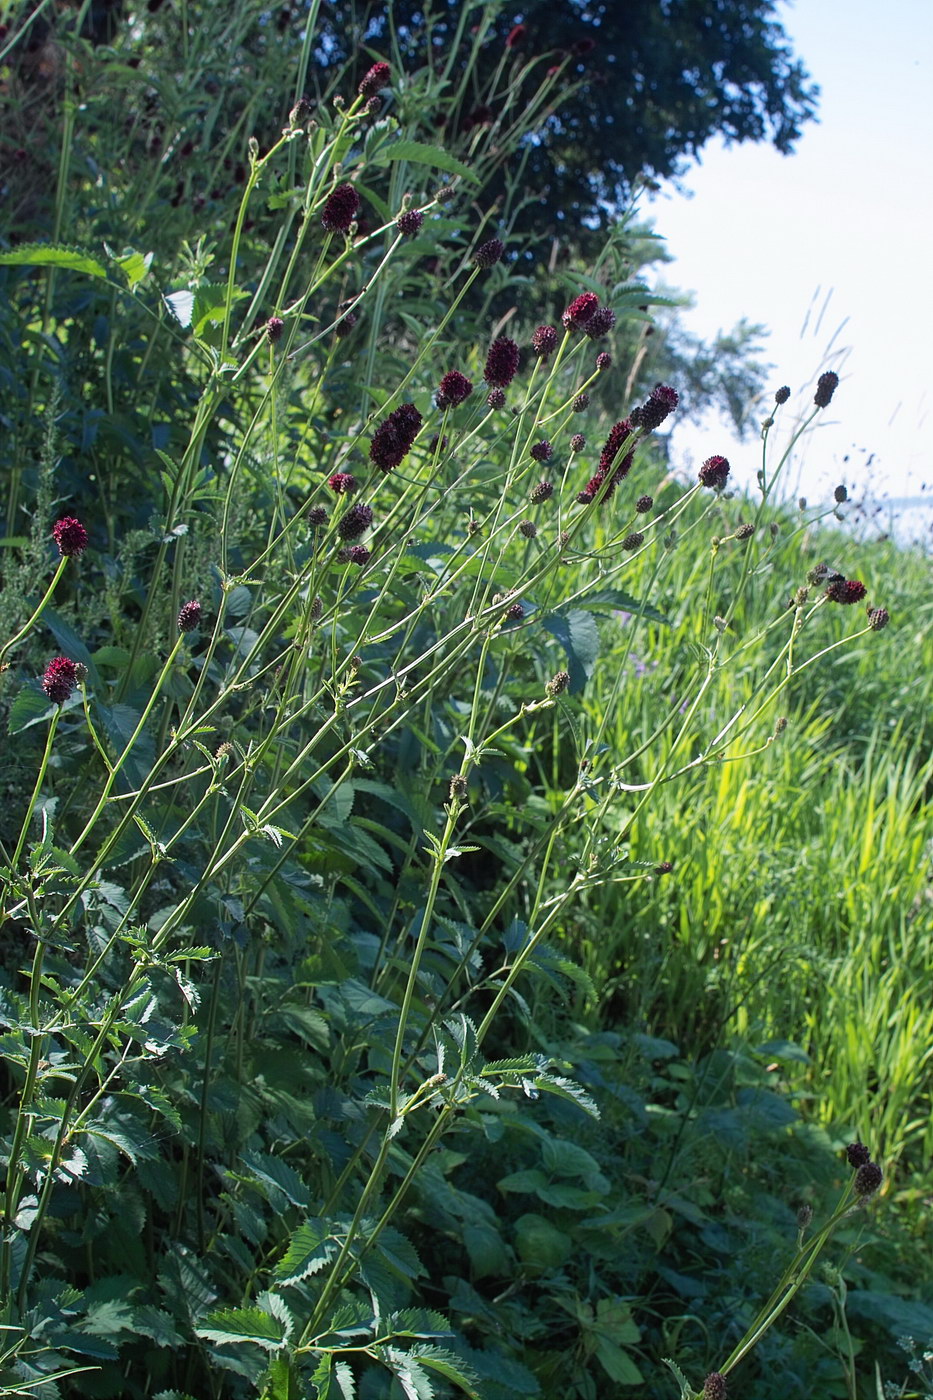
[[0, 6, 920, 1399]]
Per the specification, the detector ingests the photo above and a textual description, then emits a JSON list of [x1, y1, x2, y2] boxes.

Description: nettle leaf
[[195, 1306, 287, 1350], [584, 587, 669, 624], [373, 140, 479, 184], [662, 1358, 695, 1400], [377, 1347, 435, 1400], [275, 1219, 340, 1284], [541, 609, 600, 691], [411, 1345, 481, 1399], [0, 242, 109, 278]]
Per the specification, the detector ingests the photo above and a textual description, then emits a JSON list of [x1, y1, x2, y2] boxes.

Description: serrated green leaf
[[115, 248, 153, 288], [410, 1346, 480, 1398], [0, 242, 109, 277], [541, 608, 600, 691], [662, 1357, 695, 1400], [8, 685, 58, 734], [275, 1219, 339, 1283], [373, 140, 478, 184], [195, 1306, 286, 1349]]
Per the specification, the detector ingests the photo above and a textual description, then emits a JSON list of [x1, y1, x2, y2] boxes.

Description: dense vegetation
[[0, 3, 931, 1399]]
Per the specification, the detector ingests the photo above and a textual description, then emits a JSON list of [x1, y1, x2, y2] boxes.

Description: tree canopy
[[323, 0, 819, 238]]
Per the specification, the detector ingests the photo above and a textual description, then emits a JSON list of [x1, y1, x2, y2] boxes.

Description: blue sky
[[648, 0, 933, 532]]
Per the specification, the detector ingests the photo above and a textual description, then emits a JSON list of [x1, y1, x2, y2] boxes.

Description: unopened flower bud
[[867, 606, 889, 631], [834, 484, 848, 503], [519, 520, 537, 538], [546, 670, 570, 697], [448, 773, 469, 802]]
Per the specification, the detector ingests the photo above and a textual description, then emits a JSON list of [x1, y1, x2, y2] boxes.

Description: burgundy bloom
[[177, 599, 202, 633], [328, 472, 358, 495], [321, 182, 360, 232], [308, 505, 329, 526], [52, 516, 88, 558], [599, 417, 635, 480], [474, 237, 505, 269], [531, 324, 558, 358], [486, 387, 506, 409], [570, 433, 585, 451], [369, 402, 423, 471], [437, 370, 474, 408], [846, 1141, 872, 1168], [775, 385, 791, 404], [335, 311, 358, 339], [596, 352, 612, 372], [530, 440, 552, 462], [699, 455, 731, 490], [337, 502, 373, 540], [396, 208, 424, 236], [854, 1161, 883, 1198], [505, 602, 524, 621], [530, 481, 553, 504], [572, 392, 589, 412], [867, 606, 889, 631], [630, 383, 679, 431], [635, 494, 653, 513], [358, 61, 390, 98], [518, 520, 537, 538], [266, 316, 284, 343], [42, 656, 78, 704], [622, 531, 644, 551], [825, 578, 867, 604], [506, 22, 526, 47], [583, 304, 616, 338], [562, 291, 599, 331], [344, 544, 371, 565], [814, 370, 839, 408], [703, 1374, 727, 1400], [484, 336, 520, 388]]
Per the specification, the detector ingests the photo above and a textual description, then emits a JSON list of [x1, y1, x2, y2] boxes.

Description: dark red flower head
[[358, 62, 390, 98], [562, 291, 599, 330], [825, 578, 867, 604], [530, 481, 553, 504], [344, 544, 371, 565], [177, 599, 202, 633], [321, 182, 360, 232], [699, 455, 730, 490], [328, 472, 358, 495], [775, 385, 791, 404], [530, 440, 552, 462], [598, 417, 635, 482], [532, 325, 558, 358], [867, 606, 889, 631], [369, 402, 423, 471], [42, 656, 78, 704], [484, 336, 520, 388], [335, 311, 358, 339], [337, 502, 374, 540], [474, 237, 505, 269], [846, 1140, 872, 1168], [703, 1374, 727, 1400], [584, 304, 616, 338], [266, 316, 284, 343], [570, 433, 585, 451], [437, 370, 474, 408], [854, 1160, 883, 1198], [52, 516, 88, 558], [596, 351, 612, 372], [506, 23, 526, 47], [630, 383, 679, 431], [814, 370, 839, 408], [396, 208, 424, 236], [487, 387, 506, 409], [308, 505, 329, 526]]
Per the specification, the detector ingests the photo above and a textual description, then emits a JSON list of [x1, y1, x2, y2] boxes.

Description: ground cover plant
[[1, 3, 931, 1397]]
